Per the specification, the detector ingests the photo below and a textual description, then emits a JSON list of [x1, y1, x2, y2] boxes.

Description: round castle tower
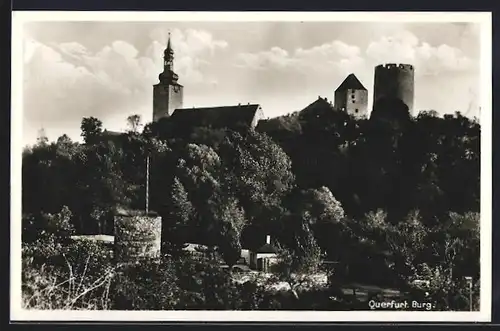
[[373, 63, 415, 115]]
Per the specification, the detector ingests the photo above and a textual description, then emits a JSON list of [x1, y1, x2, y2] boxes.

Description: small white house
[[180, 237, 278, 272], [249, 235, 279, 272]]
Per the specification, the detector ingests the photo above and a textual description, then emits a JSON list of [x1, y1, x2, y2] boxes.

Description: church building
[[153, 34, 264, 129]]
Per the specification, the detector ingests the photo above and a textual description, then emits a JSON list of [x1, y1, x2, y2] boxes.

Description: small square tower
[[334, 73, 368, 119]]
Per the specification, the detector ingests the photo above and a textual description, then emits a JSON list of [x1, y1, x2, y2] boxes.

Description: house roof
[[102, 129, 123, 137], [335, 73, 367, 92], [300, 97, 335, 115], [256, 243, 278, 254], [170, 104, 262, 129]]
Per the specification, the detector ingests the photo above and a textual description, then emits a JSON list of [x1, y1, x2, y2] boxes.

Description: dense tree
[[126, 114, 143, 133], [259, 107, 479, 226], [272, 221, 323, 301], [22, 106, 481, 311], [162, 177, 193, 256], [211, 193, 247, 266], [72, 140, 129, 234], [217, 130, 295, 249], [36, 128, 49, 146], [22, 134, 82, 215], [80, 117, 103, 144]]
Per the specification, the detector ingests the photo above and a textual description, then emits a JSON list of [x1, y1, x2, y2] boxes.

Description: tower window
[[355, 109, 359, 113], [352, 100, 355, 103]]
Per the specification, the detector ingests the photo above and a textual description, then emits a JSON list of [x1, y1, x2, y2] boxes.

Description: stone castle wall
[[335, 88, 369, 119], [114, 212, 162, 264]]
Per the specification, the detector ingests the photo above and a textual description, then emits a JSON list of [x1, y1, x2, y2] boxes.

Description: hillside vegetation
[[22, 104, 480, 311]]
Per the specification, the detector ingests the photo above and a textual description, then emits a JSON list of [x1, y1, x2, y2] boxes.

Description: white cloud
[[237, 30, 476, 77], [231, 30, 479, 118], [145, 28, 227, 84], [57, 41, 90, 59], [23, 29, 229, 142], [235, 40, 364, 75], [236, 46, 291, 70], [296, 41, 361, 60], [366, 30, 475, 75], [177, 28, 228, 54]]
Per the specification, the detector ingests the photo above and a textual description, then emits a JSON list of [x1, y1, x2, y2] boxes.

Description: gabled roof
[[256, 243, 278, 254], [170, 104, 262, 129], [300, 97, 334, 114], [335, 73, 367, 92]]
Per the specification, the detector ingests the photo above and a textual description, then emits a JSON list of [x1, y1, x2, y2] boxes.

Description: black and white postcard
[[10, 11, 492, 322]]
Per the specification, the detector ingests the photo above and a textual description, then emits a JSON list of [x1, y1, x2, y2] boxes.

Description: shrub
[[110, 255, 243, 310], [111, 257, 181, 310], [22, 238, 114, 310], [23, 206, 75, 244]]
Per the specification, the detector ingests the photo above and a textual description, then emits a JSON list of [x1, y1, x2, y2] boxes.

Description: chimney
[[266, 235, 271, 245]]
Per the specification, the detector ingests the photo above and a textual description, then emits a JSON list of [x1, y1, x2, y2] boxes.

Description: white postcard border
[[10, 11, 493, 322]]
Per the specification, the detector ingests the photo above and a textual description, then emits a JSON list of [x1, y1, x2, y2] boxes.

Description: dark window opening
[[355, 109, 359, 113], [352, 100, 355, 103]]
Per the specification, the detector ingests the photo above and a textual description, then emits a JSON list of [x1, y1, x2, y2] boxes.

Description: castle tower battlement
[[376, 63, 414, 71]]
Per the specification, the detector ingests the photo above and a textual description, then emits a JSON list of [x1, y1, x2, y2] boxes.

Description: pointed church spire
[[164, 31, 174, 64], [166, 31, 172, 52], [159, 30, 179, 84]]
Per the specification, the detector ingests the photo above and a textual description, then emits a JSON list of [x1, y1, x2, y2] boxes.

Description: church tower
[[153, 33, 184, 122]]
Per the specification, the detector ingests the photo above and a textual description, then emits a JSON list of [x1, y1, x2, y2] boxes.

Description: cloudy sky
[[22, 20, 481, 145]]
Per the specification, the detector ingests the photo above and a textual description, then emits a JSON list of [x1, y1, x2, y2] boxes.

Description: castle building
[[373, 63, 415, 115], [333, 73, 368, 119], [170, 104, 264, 130], [153, 34, 263, 129], [153, 33, 184, 122]]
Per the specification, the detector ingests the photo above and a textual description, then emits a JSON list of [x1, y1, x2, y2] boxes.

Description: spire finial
[[166, 31, 172, 50], [164, 30, 174, 62]]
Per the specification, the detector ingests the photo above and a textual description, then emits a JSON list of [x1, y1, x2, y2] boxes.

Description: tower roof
[[335, 73, 367, 92], [164, 32, 174, 57]]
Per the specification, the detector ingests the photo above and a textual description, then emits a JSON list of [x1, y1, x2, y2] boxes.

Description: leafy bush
[[22, 237, 114, 310], [20, 111, 481, 311], [111, 255, 244, 310]]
